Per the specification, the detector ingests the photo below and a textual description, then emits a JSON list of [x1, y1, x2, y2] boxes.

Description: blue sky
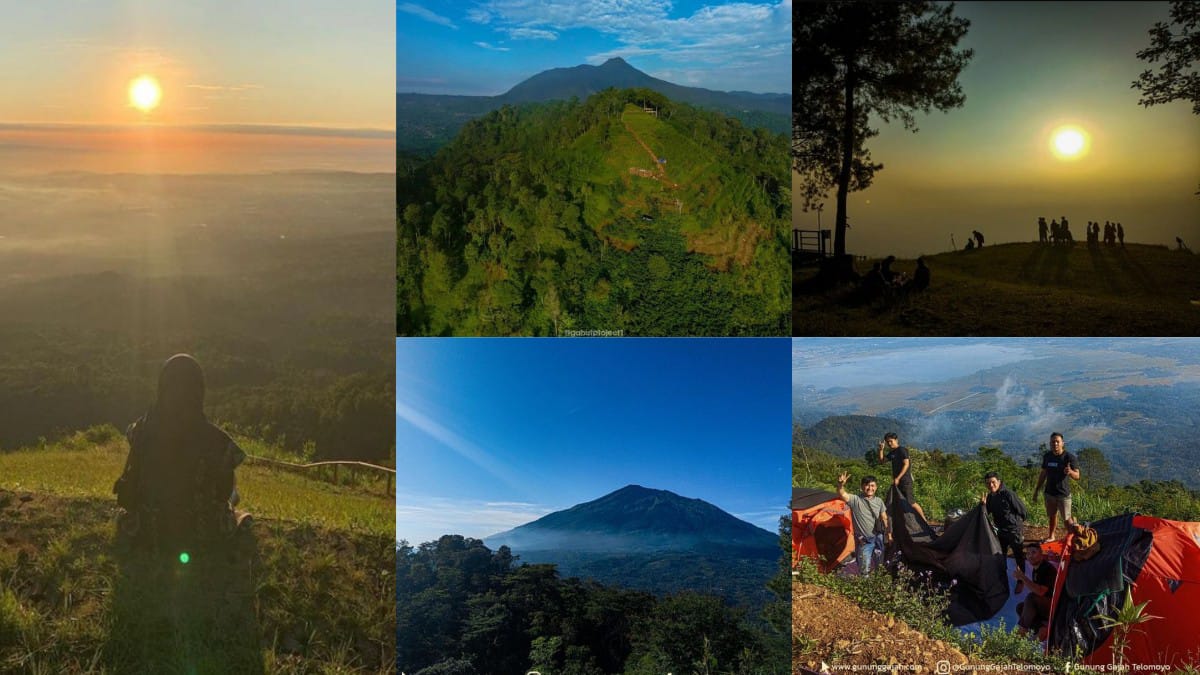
[[397, 0, 791, 95], [396, 338, 790, 544]]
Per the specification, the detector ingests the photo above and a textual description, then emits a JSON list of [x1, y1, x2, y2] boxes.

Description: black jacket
[[985, 484, 1028, 535]]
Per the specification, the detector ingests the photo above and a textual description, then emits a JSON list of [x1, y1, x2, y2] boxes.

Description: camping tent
[[887, 493, 1010, 626], [791, 487, 854, 573], [1046, 513, 1200, 667]]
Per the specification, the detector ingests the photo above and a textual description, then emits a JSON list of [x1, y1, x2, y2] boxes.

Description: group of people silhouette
[[860, 254, 930, 303], [1038, 216, 1127, 248]]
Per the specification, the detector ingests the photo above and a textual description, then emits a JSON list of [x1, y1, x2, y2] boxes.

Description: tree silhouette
[[1133, 0, 1200, 114], [1132, 0, 1199, 195], [793, 1, 973, 263]]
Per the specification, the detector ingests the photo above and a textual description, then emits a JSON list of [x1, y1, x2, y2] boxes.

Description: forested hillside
[[397, 88, 790, 336], [397, 535, 790, 675]]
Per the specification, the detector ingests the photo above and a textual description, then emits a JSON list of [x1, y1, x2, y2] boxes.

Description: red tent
[[791, 487, 854, 573], [1046, 513, 1200, 667]]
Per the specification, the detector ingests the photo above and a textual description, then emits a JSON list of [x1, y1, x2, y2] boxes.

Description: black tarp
[[887, 493, 1009, 626]]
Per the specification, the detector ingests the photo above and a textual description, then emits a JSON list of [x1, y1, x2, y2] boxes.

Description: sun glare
[[128, 75, 162, 113], [1049, 125, 1089, 161]]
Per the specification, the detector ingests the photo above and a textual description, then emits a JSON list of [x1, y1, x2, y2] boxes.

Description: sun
[[1049, 124, 1089, 161], [128, 75, 162, 113]]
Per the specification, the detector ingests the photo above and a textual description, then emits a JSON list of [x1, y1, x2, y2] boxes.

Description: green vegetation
[[398, 88, 789, 336], [398, 535, 789, 675], [793, 243, 1200, 335], [0, 432, 394, 673]]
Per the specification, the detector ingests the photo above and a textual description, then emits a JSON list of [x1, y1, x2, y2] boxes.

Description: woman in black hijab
[[114, 354, 247, 551]]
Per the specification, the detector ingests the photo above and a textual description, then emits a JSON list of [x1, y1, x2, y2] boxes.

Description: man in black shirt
[[982, 471, 1028, 592], [1033, 432, 1080, 542], [877, 432, 926, 520], [1014, 542, 1057, 638]]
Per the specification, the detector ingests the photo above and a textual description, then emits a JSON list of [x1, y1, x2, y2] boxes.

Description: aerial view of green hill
[[398, 88, 790, 336]]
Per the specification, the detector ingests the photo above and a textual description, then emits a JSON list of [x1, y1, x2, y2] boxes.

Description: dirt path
[[622, 115, 680, 189], [794, 581, 998, 672]]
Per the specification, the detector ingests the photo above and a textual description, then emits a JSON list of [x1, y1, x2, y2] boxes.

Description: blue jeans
[[855, 536, 880, 575]]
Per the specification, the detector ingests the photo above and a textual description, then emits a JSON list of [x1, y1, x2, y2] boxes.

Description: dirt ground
[[793, 581, 997, 673]]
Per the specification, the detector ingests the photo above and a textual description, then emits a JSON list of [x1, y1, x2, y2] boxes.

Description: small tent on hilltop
[[791, 487, 854, 573], [1047, 513, 1200, 668]]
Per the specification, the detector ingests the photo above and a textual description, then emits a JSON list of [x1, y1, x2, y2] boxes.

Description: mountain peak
[[600, 56, 631, 67], [484, 484, 775, 554]]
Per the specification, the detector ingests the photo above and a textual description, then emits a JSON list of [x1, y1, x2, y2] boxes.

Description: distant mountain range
[[484, 485, 781, 609], [398, 57, 789, 153]]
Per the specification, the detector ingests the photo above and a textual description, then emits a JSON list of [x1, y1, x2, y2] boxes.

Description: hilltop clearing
[[0, 428, 394, 673], [793, 243, 1200, 335]]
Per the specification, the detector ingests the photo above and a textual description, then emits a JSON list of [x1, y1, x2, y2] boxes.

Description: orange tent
[[1046, 514, 1200, 667], [791, 487, 854, 573]]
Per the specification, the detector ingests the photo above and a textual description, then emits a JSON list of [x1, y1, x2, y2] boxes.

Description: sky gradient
[[397, 0, 791, 95], [1, 1, 395, 174], [792, 1, 1200, 258], [396, 338, 790, 545]]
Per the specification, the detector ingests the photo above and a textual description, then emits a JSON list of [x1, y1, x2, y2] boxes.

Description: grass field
[[794, 242, 1200, 335], [0, 427, 395, 673]]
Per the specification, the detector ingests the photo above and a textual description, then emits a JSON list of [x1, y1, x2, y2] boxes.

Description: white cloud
[[506, 27, 558, 40], [472, 0, 790, 90], [398, 2, 458, 29], [474, 41, 511, 51], [397, 495, 553, 543]]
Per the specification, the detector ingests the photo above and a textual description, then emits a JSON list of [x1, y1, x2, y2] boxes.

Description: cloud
[[506, 27, 558, 40], [185, 84, 263, 92], [474, 41, 511, 51], [398, 2, 458, 29], [470, 0, 790, 90], [397, 495, 553, 543], [396, 398, 524, 490]]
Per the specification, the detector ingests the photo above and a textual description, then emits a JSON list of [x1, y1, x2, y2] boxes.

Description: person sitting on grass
[[113, 354, 251, 553], [835, 472, 891, 575], [1014, 542, 1057, 640]]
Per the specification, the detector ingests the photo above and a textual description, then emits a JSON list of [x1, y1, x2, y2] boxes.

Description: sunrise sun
[[1049, 124, 1089, 161], [128, 75, 162, 112]]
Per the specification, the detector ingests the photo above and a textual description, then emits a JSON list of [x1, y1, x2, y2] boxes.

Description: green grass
[[0, 427, 395, 673], [794, 242, 1200, 335], [0, 426, 392, 535]]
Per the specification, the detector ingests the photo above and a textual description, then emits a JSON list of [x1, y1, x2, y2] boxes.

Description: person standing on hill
[[972, 230, 984, 248], [1117, 222, 1125, 247], [982, 471, 1029, 592], [1033, 432, 1080, 542], [1038, 217, 1048, 244], [836, 472, 891, 575], [878, 432, 926, 521]]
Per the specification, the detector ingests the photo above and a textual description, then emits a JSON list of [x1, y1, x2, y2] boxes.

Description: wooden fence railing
[[244, 455, 395, 495]]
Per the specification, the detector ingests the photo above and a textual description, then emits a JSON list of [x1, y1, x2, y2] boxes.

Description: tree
[[1132, 0, 1200, 114], [793, 2, 973, 262], [1077, 447, 1113, 493]]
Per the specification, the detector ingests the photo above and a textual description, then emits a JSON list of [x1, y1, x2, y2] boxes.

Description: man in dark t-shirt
[[1033, 432, 1080, 542], [1014, 543, 1057, 638], [877, 432, 926, 520]]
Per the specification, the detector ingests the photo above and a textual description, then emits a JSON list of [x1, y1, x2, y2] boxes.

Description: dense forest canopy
[[398, 88, 790, 336], [397, 535, 791, 675]]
